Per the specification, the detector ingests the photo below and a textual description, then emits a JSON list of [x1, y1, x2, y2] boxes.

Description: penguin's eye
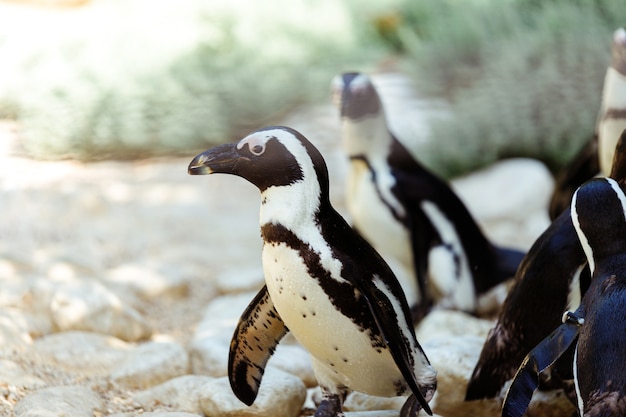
[[237, 136, 267, 156], [250, 144, 265, 155]]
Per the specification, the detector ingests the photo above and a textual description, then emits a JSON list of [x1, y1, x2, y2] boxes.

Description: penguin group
[[187, 26, 626, 417]]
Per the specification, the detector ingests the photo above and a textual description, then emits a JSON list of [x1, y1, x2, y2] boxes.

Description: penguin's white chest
[[261, 241, 405, 396], [346, 165, 418, 308]]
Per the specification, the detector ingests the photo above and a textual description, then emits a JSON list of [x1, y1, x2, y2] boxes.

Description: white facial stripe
[[571, 188, 595, 275], [237, 132, 271, 156], [349, 73, 373, 93], [573, 346, 585, 417], [607, 177, 626, 220]]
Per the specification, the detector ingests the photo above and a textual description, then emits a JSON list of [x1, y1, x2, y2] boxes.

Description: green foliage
[[385, 0, 625, 177], [0, 0, 390, 160]]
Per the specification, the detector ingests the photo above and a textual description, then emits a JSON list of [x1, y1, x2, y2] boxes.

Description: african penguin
[[466, 129, 626, 402], [188, 126, 437, 417], [549, 27, 626, 220], [502, 176, 626, 417], [331, 71, 525, 320]]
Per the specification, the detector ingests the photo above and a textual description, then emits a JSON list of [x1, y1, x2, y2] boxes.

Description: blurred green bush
[[385, 0, 626, 177], [0, 0, 391, 160]]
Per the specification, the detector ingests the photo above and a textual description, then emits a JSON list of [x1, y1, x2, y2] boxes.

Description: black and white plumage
[[503, 176, 626, 417], [466, 129, 626, 402], [331, 72, 525, 320], [188, 126, 437, 417], [549, 27, 626, 220]]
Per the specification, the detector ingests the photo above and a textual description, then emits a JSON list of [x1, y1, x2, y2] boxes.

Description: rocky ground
[[0, 74, 575, 417]]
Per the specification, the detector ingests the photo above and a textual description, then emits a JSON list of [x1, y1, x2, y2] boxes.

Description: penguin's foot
[[314, 393, 345, 417]]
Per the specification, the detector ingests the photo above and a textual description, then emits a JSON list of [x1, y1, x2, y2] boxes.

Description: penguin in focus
[[188, 126, 437, 417], [331, 72, 525, 320], [548, 27, 626, 220], [502, 176, 626, 417], [466, 128, 626, 402]]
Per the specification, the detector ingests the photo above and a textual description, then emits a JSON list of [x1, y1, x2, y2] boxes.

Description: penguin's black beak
[[188, 143, 240, 176]]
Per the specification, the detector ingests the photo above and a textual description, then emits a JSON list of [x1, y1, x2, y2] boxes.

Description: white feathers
[[421, 200, 476, 312], [571, 188, 596, 275]]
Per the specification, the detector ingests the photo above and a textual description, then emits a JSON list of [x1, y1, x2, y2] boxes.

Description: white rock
[[214, 267, 264, 294], [199, 368, 306, 417], [423, 335, 501, 417], [134, 375, 215, 414], [14, 386, 104, 417], [308, 388, 437, 417], [0, 307, 33, 351], [50, 280, 152, 342], [105, 263, 190, 299], [110, 341, 190, 389], [190, 291, 258, 376], [0, 359, 45, 388], [108, 413, 202, 417], [343, 391, 405, 412], [415, 309, 495, 344], [32, 331, 132, 374], [451, 158, 553, 249], [268, 343, 315, 387]]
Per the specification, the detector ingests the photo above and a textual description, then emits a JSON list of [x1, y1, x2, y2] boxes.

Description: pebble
[[199, 368, 306, 417], [31, 331, 132, 374], [134, 375, 215, 414], [108, 413, 202, 417], [110, 341, 190, 389], [189, 291, 259, 377], [50, 280, 152, 342], [14, 386, 104, 417], [0, 359, 45, 388], [105, 263, 190, 299]]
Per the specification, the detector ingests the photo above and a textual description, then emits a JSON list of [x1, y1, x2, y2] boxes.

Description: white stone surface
[[31, 331, 132, 374], [14, 386, 104, 417], [189, 291, 259, 377], [110, 341, 190, 389], [199, 368, 306, 417], [50, 280, 152, 342], [134, 375, 215, 414]]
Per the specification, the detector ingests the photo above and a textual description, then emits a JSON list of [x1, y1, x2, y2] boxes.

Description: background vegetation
[[1, 0, 625, 177]]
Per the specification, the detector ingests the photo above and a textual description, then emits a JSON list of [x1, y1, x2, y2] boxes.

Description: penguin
[[188, 126, 437, 417], [548, 27, 626, 220], [466, 128, 626, 402], [502, 176, 626, 417], [331, 71, 525, 320]]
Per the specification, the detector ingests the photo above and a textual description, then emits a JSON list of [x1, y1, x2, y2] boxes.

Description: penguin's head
[[331, 72, 382, 120], [612, 27, 626, 76], [188, 126, 330, 196], [571, 177, 626, 275]]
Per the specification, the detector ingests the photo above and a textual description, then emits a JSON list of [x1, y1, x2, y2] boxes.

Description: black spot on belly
[[302, 313, 307, 318], [301, 294, 307, 300], [261, 223, 387, 347]]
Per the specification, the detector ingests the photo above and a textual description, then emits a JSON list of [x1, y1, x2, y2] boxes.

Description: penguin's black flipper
[[357, 275, 434, 416], [407, 206, 438, 321], [502, 312, 583, 417], [548, 137, 599, 221], [492, 246, 526, 285], [228, 285, 288, 406]]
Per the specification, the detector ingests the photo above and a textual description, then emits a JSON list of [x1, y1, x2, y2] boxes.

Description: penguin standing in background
[[332, 72, 525, 320], [466, 129, 626, 402], [188, 126, 437, 417], [503, 176, 626, 417], [549, 27, 626, 219]]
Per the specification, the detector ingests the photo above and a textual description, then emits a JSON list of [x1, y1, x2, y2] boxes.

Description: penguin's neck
[[259, 181, 323, 234], [341, 114, 392, 166], [600, 67, 626, 113]]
